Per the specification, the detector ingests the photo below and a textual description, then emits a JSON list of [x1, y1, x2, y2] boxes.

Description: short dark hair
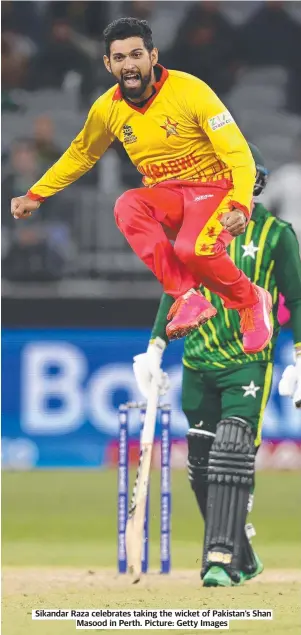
[[103, 17, 154, 57]]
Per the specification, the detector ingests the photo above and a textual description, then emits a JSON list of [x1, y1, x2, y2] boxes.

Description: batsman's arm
[[188, 79, 255, 218], [28, 97, 114, 202], [274, 225, 301, 354], [150, 293, 174, 345], [133, 294, 173, 398]]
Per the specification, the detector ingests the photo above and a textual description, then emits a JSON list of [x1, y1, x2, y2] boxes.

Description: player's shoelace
[[167, 296, 183, 320], [239, 307, 255, 333]]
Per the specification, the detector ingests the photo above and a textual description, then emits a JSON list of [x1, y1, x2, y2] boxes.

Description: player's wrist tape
[[295, 343, 301, 357], [149, 336, 167, 351], [27, 190, 45, 203], [229, 200, 250, 219]]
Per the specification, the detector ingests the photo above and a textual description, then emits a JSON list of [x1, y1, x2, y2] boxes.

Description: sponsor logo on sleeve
[[208, 110, 234, 131]]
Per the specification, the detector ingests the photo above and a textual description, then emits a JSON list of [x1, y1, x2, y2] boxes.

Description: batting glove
[[279, 354, 301, 408], [133, 337, 170, 399]]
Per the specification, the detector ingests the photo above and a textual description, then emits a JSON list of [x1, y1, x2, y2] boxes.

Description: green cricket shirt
[[151, 203, 301, 370]]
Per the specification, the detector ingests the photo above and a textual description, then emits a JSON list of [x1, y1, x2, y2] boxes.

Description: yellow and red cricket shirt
[[28, 65, 255, 217]]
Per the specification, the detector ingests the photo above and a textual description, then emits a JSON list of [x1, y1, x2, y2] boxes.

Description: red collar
[[112, 64, 169, 114]]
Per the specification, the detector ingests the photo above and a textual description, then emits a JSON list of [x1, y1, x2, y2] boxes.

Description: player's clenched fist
[[11, 195, 41, 220], [220, 209, 246, 237]]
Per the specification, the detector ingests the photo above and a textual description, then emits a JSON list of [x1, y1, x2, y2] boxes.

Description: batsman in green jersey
[[133, 143, 301, 587]]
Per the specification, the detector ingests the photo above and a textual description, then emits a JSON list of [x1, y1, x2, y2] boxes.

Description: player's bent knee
[[208, 416, 255, 501], [173, 240, 194, 265], [209, 417, 255, 476], [114, 189, 139, 225]]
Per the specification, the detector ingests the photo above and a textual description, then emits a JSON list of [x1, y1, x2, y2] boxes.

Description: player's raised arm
[[189, 80, 256, 220], [11, 97, 114, 219], [275, 226, 301, 407]]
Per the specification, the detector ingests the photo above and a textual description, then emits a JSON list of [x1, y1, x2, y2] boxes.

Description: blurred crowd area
[[2, 0, 301, 295]]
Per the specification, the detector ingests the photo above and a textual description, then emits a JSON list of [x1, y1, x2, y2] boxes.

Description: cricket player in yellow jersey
[[11, 17, 273, 353]]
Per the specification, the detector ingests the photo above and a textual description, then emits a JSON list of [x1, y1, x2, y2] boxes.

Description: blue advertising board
[[1, 328, 300, 468]]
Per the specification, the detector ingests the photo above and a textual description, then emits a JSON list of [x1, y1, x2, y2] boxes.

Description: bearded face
[[104, 36, 158, 101]]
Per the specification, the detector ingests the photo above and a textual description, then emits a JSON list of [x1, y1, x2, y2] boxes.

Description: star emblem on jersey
[[242, 381, 261, 398], [206, 226, 216, 238], [242, 240, 259, 259], [161, 116, 179, 137]]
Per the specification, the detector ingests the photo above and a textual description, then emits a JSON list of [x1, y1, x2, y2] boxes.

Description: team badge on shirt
[[160, 116, 179, 138], [122, 124, 137, 144]]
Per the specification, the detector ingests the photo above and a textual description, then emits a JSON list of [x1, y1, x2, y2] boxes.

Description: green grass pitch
[[2, 469, 301, 634]]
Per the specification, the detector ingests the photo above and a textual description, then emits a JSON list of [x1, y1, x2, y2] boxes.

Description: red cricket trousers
[[114, 179, 257, 308]]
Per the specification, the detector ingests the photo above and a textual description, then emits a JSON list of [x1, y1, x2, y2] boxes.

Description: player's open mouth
[[123, 73, 141, 87]]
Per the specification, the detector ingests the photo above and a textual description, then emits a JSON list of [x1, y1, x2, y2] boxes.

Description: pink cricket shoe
[[239, 285, 273, 354], [166, 289, 217, 340]]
